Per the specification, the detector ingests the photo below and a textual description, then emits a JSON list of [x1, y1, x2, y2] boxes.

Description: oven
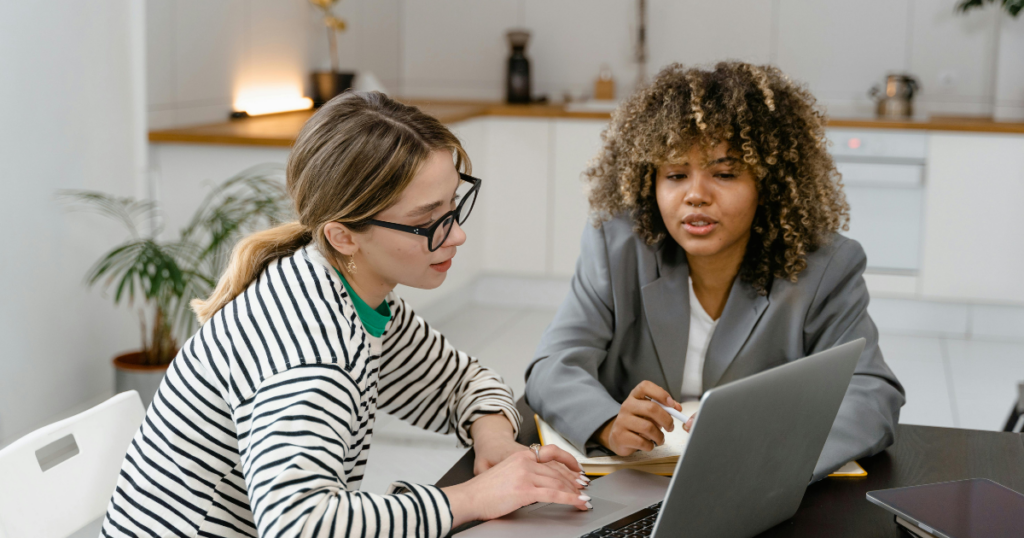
[[826, 128, 927, 294]]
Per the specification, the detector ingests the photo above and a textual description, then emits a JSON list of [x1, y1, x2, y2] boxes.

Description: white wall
[[0, 1, 146, 446], [366, 0, 1023, 117], [146, 0, 402, 129], [148, 0, 312, 128], [151, 0, 1024, 130], [400, 0, 1017, 116]]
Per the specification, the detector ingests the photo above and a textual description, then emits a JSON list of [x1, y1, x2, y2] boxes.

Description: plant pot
[[113, 351, 171, 408], [311, 71, 356, 106]]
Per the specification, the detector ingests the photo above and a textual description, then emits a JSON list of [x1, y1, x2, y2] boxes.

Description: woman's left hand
[[473, 437, 587, 489], [473, 436, 530, 474], [470, 415, 587, 487]]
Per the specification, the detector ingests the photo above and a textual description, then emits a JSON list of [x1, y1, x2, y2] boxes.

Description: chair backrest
[[1005, 381, 1024, 433], [0, 391, 145, 538]]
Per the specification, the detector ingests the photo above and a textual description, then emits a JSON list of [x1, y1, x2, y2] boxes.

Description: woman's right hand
[[597, 380, 680, 456], [442, 445, 591, 527]]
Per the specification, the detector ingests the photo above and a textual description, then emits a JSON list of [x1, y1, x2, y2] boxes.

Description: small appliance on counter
[[505, 30, 531, 104], [869, 73, 919, 119]]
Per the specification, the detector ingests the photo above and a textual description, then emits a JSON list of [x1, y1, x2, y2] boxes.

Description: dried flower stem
[[327, 25, 339, 72]]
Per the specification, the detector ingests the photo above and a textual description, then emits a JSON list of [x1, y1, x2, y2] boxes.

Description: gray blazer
[[524, 215, 905, 480]]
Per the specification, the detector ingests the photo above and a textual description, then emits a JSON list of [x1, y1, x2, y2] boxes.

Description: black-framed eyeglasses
[[368, 173, 481, 252]]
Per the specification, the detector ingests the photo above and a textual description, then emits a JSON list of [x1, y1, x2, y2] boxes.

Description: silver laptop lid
[[651, 338, 864, 538]]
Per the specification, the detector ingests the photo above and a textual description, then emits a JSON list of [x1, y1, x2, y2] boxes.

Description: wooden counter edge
[[148, 131, 296, 147], [149, 106, 1024, 147]]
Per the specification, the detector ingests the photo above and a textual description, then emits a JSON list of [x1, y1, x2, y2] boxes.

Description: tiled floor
[[361, 291, 1024, 494]]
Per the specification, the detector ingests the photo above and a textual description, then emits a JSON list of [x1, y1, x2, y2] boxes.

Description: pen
[[645, 396, 693, 424]]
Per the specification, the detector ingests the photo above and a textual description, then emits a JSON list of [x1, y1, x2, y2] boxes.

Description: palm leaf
[[164, 270, 215, 340], [85, 240, 185, 306], [58, 190, 159, 239], [182, 164, 294, 278], [957, 0, 1023, 16]]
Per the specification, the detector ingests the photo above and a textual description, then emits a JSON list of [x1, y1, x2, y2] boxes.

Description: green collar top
[[334, 268, 392, 338]]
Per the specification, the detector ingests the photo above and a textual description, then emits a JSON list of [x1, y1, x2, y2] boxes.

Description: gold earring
[[346, 256, 357, 275]]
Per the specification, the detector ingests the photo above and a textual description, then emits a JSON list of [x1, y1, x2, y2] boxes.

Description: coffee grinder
[[506, 30, 531, 104]]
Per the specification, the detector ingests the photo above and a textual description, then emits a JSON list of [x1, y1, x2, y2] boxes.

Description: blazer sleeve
[[377, 297, 521, 447], [804, 238, 906, 480], [525, 222, 624, 452], [238, 364, 453, 538]]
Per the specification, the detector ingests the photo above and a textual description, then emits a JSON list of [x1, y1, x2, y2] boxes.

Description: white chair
[[0, 391, 145, 538], [1004, 381, 1024, 433]]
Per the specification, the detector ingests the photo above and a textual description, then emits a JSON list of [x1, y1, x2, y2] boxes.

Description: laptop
[[459, 338, 865, 538]]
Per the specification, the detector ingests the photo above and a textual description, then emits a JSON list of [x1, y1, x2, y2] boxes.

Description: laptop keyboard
[[579, 501, 663, 538]]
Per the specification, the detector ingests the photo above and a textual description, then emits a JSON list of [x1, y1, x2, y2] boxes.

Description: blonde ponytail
[[191, 222, 311, 323]]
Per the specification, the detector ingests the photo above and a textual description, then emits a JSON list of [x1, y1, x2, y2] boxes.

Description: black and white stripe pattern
[[101, 245, 521, 537]]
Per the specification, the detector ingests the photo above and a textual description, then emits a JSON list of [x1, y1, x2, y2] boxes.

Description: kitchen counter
[[148, 99, 1024, 147]]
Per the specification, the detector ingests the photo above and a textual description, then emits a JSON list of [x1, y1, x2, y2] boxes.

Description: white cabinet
[[921, 133, 1024, 303], [454, 117, 609, 278], [552, 120, 607, 276], [477, 118, 552, 275]]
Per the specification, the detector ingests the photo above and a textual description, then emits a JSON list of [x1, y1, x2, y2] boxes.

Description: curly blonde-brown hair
[[587, 61, 849, 294]]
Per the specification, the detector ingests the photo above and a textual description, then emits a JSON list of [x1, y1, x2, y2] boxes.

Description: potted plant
[[309, 0, 354, 105], [61, 165, 293, 406]]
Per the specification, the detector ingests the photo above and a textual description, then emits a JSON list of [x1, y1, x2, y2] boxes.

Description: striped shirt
[[101, 244, 521, 537]]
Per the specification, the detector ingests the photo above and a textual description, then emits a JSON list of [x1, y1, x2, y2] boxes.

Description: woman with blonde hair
[[526, 62, 905, 481], [101, 91, 591, 538]]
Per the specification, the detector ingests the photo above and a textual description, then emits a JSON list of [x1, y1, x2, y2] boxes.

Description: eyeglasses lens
[[431, 214, 455, 251], [456, 182, 477, 225]]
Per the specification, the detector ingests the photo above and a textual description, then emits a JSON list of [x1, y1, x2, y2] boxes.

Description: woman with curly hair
[[525, 62, 905, 480]]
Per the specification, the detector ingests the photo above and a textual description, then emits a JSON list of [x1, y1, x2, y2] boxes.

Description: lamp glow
[[234, 90, 313, 116]]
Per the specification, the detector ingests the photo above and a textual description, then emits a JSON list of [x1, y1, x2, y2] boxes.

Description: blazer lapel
[[641, 242, 690, 401], [703, 278, 770, 389]]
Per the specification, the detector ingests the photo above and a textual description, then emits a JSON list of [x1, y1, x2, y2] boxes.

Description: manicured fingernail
[[580, 475, 591, 482], [586, 502, 594, 510], [578, 494, 591, 501], [577, 478, 588, 486]]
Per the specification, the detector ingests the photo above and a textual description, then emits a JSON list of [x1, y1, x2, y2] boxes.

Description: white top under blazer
[[681, 277, 719, 401], [100, 244, 521, 538]]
